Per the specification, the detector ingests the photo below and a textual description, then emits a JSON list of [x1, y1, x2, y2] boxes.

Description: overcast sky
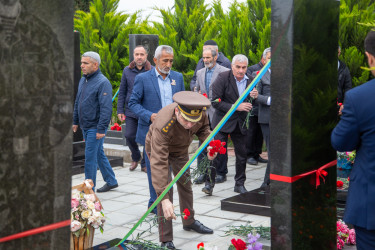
[[117, 0, 246, 22]]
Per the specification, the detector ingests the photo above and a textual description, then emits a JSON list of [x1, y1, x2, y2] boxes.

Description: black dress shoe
[[183, 220, 213, 234], [234, 185, 248, 194], [202, 184, 214, 196], [96, 183, 118, 193], [215, 175, 227, 183], [247, 157, 258, 165], [260, 182, 270, 189], [161, 241, 176, 249], [257, 156, 268, 163], [194, 174, 205, 184]]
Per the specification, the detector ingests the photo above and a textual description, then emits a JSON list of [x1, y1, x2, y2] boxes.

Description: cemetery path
[[72, 146, 270, 249]]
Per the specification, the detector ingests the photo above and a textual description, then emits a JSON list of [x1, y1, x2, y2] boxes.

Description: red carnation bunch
[[187, 140, 226, 185], [111, 123, 122, 131], [183, 208, 190, 220], [208, 140, 226, 156], [337, 180, 344, 188]]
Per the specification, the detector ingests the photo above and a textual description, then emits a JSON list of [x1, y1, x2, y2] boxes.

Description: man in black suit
[[250, 47, 271, 188], [202, 54, 253, 195]]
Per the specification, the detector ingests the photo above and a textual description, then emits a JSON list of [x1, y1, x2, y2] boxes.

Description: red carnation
[[219, 147, 226, 154], [111, 126, 116, 130], [221, 142, 226, 146], [183, 215, 188, 220], [197, 242, 204, 249], [218, 98, 221, 102], [183, 208, 190, 216], [202, 93, 208, 98], [116, 126, 121, 131], [231, 238, 247, 250], [214, 140, 221, 148], [337, 180, 344, 188], [256, 71, 260, 75]]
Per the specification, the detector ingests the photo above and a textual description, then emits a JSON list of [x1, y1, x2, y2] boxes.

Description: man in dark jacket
[[190, 40, 231, 91], [73, 51, 118, 192], [245, 49, 270, 165], [117, 45, 152, 172], [338, 46, 352, 115]]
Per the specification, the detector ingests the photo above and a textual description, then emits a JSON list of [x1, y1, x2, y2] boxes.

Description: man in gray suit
[[250, 47, 271, 188], [194, 48, 230, 184]]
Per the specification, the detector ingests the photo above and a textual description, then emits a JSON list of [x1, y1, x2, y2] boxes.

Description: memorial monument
[[129, 34, 159, 65], [0, 0, 73, 249], [270, 0, 339, 248]]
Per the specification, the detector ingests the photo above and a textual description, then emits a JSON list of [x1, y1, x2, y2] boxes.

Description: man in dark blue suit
[[129, 45, 185, 214], [117, 45, 152, 172], [331, 30, 375, 250]]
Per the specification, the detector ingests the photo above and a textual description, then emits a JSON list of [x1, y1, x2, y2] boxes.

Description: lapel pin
[[171, 79, 176, 86]]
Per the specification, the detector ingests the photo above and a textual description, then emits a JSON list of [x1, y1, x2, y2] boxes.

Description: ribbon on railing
[[116, 61, 272, 246], [270, 160, 337, 188], [0, 220, 71, 243]]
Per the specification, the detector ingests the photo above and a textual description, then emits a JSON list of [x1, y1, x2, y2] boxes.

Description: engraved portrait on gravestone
[[0, 0, 72, 245], [142, 38, 151, 54]]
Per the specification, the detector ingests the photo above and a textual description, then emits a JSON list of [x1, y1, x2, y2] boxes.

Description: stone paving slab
[[72, 147, 271, 249]]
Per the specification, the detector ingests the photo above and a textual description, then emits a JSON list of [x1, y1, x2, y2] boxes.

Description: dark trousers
[[210, 124, 247, 186], [157, 155, 195, 242], [354, 225, 375, 250], [246, 115, 263, 158], [125, 116, 145, 167], [144, 151, 157, 213], [260, 123, 270, 185]]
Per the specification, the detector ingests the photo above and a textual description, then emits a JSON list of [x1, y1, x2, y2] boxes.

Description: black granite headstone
[[129, 34, 159, 66], [0, 0, 73, 249], [270, 0, 339, 248]]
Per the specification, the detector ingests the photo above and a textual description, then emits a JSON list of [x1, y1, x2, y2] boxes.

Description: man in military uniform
[[145, 91, 215, 249]]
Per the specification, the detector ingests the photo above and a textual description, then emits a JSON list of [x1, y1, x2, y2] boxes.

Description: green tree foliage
[[153, 0, 216, 89], [211, 0, 270, 64], [74, 0, 154, 116], [339, 0, 375, 86], [74, 0, 93, 12]]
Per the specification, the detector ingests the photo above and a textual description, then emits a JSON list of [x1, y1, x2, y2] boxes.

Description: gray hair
[[154, 45, 173, 59], [262, 47, 271, 59], [232, 54, 248, 65], [82, 51, 101, 65], [203, 48, 217, 58], [203, 44, 219, 51]]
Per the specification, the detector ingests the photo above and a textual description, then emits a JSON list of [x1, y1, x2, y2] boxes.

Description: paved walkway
[[72, 145, 270, 249]]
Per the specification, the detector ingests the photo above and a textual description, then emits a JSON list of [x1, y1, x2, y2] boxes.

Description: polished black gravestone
[[270, 0, 339, 248], [0, 0, 73, 249], [129, 34, 159, 66], [221, 187, 271, 216]]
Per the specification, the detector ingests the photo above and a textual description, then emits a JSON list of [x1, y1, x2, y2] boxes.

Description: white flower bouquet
[[70, 180, 105, 237]]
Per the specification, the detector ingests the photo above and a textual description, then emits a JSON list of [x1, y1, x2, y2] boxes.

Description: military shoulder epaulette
[[161, 118, 175, 134]]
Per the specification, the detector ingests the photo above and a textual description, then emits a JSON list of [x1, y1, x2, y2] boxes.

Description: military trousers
[[157, 154, 196, 242]]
